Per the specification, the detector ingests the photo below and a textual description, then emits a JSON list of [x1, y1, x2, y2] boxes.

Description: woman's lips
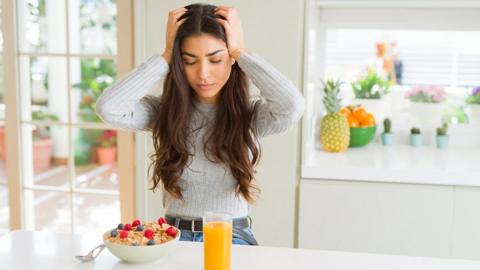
[[197, 83, 214, 90]]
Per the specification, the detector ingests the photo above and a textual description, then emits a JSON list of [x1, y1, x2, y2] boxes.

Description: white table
[[2, 230, 480, 269]]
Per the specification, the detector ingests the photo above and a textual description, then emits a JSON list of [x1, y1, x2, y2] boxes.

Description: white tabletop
[[2, 230, 480, 270]]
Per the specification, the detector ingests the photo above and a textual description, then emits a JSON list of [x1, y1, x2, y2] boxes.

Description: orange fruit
[[340, 107, 351, 117], [352, 106, 368, 122], [347, 115, 360, 127], [360, 113, 375, 127]]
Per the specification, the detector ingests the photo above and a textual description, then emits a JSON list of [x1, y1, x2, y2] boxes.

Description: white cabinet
[[299, 179, 480, 260], [451, 187, 480, 260]]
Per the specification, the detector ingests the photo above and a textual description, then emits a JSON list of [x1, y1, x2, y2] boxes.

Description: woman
[[96, 4, 304, 245]]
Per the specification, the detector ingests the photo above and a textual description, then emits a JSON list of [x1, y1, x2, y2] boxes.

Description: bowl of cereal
[[103, 218, 181, 264]]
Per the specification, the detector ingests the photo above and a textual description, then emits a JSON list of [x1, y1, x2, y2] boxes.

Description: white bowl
[[103, 230, 181, 264]]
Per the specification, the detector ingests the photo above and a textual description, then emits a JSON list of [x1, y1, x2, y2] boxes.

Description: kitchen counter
[[302, 143, 480, 186], [2, 230, 480, 269]]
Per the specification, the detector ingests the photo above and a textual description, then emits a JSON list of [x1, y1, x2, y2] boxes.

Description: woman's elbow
[[291, 93, 305, 122]]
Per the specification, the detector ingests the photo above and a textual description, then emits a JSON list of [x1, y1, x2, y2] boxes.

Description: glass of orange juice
[[203, 211, 232, 270]]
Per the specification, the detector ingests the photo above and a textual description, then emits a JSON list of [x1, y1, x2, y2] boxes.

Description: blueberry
[[117, 223, 124, 230], [147, 239, 156, 245], [136, 225, 144, 232], [110, 230, 118, 237]]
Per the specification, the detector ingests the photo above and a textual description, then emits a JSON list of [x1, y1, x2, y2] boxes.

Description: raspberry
[[123, 223, 132, 231], [132, 219, 141, 227], [119, 230, 128, 239], [166, 226, 177, 237], [144, 229, 154, 240], [157, 217, 167, 226]]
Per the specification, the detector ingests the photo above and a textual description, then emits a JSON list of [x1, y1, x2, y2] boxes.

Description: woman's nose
[[198, 61, 210, 79]]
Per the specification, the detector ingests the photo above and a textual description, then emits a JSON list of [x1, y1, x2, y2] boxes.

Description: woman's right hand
[[162, 7, 188, 64]]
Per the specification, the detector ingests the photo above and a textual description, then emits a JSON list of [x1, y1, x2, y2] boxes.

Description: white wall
[[134, 0, 305, 247]]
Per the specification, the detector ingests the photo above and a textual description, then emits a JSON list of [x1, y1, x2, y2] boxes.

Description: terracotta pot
[[33, 138, 53, 171], [0, 127, 5, 160], [97, 147, 117, 164]]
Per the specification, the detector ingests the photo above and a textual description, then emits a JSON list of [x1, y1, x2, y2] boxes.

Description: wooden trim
[[117, 0, 136, 223], [3, 0, 23, 230]]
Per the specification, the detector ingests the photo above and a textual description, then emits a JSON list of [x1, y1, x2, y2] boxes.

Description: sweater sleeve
[[95, 54, 169, 132], [237, 52, 305, 138]]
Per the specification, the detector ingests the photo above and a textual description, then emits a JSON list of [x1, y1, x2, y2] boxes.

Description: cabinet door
[[451, 186, 480, 260], [299, 179, 454, 258]]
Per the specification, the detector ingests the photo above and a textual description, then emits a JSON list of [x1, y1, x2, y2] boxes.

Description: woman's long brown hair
[[147, 4, 261, 203]]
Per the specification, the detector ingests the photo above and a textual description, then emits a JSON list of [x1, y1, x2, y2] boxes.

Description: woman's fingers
[[215, 17, 230, 30], [163, 7, 188, 64], [170, 8, 187, 21], [175, 17, 187, 26], [214, 6, 237, 20]]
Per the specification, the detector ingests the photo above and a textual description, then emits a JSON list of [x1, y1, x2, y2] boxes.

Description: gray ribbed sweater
[[96, 52, 305, 218]]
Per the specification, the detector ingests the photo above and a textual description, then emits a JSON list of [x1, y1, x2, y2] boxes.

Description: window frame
[[3, 0, 136, 232]]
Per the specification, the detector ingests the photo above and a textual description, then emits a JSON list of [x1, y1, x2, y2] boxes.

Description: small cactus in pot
[[436, 123, 449, 149], [381, 118, 394, 146], [409, 127, 423, 147]]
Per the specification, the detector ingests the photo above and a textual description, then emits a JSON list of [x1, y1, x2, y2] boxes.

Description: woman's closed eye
[[182, 59, 222, 65]]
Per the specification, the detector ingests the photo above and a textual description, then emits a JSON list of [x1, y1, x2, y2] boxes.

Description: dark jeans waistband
[[165, 215, 252, 232]]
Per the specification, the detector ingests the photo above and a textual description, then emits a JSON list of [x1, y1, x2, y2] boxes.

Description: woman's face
[[181, 33, 235, 104]]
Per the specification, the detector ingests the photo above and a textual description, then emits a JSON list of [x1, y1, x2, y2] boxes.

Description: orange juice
[[203, 221, 232, 270]]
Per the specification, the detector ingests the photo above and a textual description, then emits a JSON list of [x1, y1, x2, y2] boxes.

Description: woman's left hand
[[214, 6, 247, 60]]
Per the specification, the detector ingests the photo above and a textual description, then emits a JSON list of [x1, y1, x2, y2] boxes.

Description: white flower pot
[[408, 101, 444, 125], [353, 98, 391, 123], [468, 104, 480, 125]]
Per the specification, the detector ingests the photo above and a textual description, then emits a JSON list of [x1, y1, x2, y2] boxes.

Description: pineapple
[[320, 80, 350, 152]]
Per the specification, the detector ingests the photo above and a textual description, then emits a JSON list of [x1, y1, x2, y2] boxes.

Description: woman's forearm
[[237, 52, 305, 137]]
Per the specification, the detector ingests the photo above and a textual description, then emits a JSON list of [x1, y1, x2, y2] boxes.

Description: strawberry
[[144, 229, 154, 240], [166, 226, 177, 237], [157, 217, 167, 226], [123, 223, 132, 231], [119, 230, 129, 239], [132, 219, 141, 227]]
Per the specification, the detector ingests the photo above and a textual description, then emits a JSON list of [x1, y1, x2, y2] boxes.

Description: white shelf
[[302, 143, 480, 187]]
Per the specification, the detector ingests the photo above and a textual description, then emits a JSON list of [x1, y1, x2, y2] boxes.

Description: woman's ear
[[231, 57, 236, 65]]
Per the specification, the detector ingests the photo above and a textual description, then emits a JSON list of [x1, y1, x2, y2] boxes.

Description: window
[[324, 30, 480, 87], [304, 5, 480, 152], [0, 0, 10, 236], [12, 0, 124, 234]]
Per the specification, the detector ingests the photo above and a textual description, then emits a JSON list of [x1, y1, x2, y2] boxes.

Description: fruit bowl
[[103, 219, 181, 264], [349, 125, 376, 147], [103, 232, 180, 264]]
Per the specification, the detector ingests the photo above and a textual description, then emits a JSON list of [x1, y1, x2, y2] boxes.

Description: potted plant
[[31, 110, 59, 171], [405, 85, 446, 125], [466, 86, 480, 125], [381, 118, 394, 146], [97, 130, 117, 164], [73, 59, 116, 164], [351, 69, 391, 121], [436, 123, 449, 149], [409, 127, 423, 147]]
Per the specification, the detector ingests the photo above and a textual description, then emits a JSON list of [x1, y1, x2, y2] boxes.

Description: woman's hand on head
[[214, 6, 247, 60], [162, 7, 188, 64]]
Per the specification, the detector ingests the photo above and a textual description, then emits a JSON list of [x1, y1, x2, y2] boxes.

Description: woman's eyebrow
[[181, 49, 224, 58]]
